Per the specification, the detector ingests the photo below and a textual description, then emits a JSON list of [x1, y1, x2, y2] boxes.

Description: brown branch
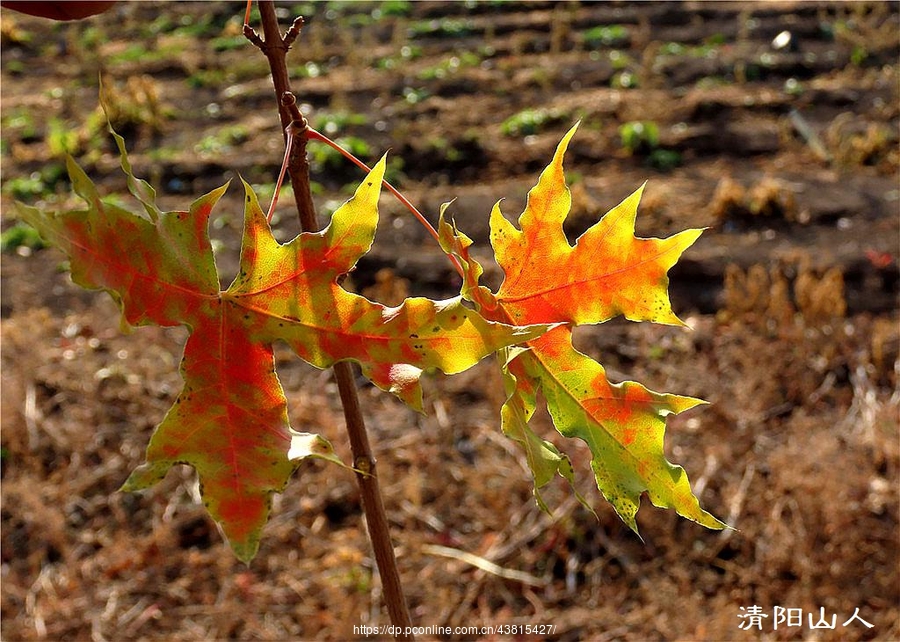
[[249, 2, 413, 638]]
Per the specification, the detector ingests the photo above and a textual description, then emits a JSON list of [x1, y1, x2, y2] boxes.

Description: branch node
[[242, 23, 264, 48], [284, 16, 305, 45], [354, 455, 374, 476], [281, 92, 304, 121], [281, 92, 309, 135]]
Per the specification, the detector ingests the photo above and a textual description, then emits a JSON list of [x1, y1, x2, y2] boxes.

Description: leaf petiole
[[266, 119, 301, 223], [302, 127, 464, 278]]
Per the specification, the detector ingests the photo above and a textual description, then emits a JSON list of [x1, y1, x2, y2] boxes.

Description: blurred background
[[1, 2, 897, 640]]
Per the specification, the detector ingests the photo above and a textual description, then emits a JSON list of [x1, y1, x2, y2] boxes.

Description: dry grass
[[2, 1, 897, 640], [2, 252, 897, 640]]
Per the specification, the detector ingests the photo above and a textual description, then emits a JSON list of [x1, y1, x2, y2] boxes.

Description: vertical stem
[[254, 3, 413, 638], [332, 362, 414, 637]]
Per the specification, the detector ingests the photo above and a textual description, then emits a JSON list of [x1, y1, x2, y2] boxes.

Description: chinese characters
[[737, 606, 873, 632]]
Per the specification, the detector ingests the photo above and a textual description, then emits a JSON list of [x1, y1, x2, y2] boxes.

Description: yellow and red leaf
[[18, 129, 545, 561], [440, 124, 725, 533]]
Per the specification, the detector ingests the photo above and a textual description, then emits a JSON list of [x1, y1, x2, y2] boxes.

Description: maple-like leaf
[[18, 128, 546, 561], [440, 125, 725, 533]]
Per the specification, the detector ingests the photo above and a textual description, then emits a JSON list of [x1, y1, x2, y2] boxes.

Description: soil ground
[[1, 2, 898, 641]]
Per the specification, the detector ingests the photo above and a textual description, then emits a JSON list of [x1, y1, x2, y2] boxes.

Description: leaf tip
[[437, 200, 461, 243], [370, 152, 388, 184], [120, 461, 170, 493], [230, 538, 261, 564], [554, 124, 579, 166]]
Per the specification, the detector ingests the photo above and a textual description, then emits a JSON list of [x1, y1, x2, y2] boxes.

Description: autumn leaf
[[440, 124, 725, 533], [228, 175, 544, 410], [18, 127, 546, 561]]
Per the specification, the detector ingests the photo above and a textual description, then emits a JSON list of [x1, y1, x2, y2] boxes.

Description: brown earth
[[1, 2, 898, 641]]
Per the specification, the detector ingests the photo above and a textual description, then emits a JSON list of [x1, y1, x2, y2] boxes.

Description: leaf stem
[[304, 128, 464, 278], [266, 122, 293, 222], [249, 3, 414, 639]]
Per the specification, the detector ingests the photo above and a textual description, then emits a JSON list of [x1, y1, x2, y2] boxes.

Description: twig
[[24, 382, 39, 451], [246, 3, 413, 639], [488, 496, 579, 564], [423, 544, 547, 587], [716, 461, 754, 548], [789, 108, 831, 162]]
